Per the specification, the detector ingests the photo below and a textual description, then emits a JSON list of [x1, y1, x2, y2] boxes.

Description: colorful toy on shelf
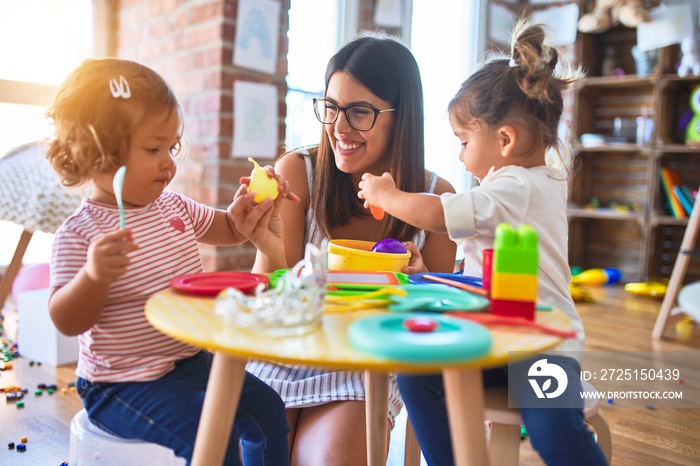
[[570, 267, 621, 286], [247, 157, 279, 203], [686, 84, 700, 147], [678, 35, 700, 78], [490, 223, 538, 321]]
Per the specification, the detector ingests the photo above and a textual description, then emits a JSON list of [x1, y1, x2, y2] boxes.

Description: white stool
[[404, 381, 612, 466], [69, 409, 186, 466]]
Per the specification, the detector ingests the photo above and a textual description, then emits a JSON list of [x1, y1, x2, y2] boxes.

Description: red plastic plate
[[171, 272, 269, 296]]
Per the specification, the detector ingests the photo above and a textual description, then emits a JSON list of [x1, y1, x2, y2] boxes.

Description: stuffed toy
[[678, 36, 700, 78], [578, 0, 651, 34]]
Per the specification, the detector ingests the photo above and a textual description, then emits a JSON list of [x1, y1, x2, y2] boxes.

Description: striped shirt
[[50, 191, 215, 382], [247, 151, 437, 426]]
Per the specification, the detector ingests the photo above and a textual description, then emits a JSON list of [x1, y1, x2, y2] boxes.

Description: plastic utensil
[[112, 166, 127, 230], [450, 312, 577, 339], [369, 205, 385, 220], [371, 238, 407, 254], [423, 274, 489, 297], [408, 272, 482, 288]]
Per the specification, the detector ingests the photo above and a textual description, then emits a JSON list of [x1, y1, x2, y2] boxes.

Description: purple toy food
[[371, 238, 407, 254]]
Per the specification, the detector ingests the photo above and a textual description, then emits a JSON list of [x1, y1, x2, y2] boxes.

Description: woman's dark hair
[[311, 33, 425, 241]]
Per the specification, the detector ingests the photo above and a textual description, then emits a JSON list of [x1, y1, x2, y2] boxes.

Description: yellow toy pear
[[247, 157, 279, 204]]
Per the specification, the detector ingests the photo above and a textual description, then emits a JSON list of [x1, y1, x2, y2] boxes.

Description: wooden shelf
[[571, 28, 699, 282], [568, 207, 643, 221]]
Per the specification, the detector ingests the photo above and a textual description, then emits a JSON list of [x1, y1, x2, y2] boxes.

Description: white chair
[[404, 381, 612, 466], [69, 409, 186, 466]]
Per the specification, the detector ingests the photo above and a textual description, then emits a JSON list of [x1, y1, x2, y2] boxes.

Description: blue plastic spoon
[[112, 166, 127, 229]]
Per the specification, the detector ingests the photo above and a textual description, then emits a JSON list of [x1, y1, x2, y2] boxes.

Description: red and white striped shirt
[[50, 191, 215, 382]]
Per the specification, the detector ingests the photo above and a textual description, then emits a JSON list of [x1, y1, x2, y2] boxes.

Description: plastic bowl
[[327, 239, 411, 272]]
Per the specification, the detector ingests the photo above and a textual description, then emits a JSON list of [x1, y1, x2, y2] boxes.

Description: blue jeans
[[397, 355, 608, 466], [77, 351, 290, 466]]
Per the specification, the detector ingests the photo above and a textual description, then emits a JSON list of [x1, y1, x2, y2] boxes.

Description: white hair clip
[[509, 58, 518, 68], [109, 76, 131, 99]]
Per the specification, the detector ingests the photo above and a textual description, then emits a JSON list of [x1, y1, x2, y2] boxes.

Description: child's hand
[[402, 241, 428, 275], [228, 184, 285, 257], [85, 229, 138, 284], [357, 172, 397, 210]]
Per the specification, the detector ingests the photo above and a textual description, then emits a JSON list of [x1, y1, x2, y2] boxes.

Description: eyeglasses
[[313, 98, 395, 132]]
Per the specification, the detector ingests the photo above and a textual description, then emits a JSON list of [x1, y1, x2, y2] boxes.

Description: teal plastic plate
[[348, 313, 492, 363], [388, 284, 490, 313]]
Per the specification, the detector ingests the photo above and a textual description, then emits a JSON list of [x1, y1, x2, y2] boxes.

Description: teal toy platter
[[388, 284, 490, 312], [347, 313, 492, 363]]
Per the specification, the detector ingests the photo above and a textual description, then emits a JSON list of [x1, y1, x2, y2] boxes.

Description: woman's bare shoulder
[[427, 171, 456, 195], [276, 149, 312, 202]]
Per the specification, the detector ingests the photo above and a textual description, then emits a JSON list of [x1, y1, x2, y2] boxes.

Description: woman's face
[[324, 71, 395, 177]]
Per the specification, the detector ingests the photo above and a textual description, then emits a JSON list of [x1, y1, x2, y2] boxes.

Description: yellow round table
[[145, 287, 572, 466]]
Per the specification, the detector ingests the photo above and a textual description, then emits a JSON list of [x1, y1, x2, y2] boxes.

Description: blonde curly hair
[[46, 58, 183, 187]]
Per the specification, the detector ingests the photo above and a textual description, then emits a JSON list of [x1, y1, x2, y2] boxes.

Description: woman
[[245, 33, 457, 465]]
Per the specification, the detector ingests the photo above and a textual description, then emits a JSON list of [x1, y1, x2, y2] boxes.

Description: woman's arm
[[251, 152, 310, 273]]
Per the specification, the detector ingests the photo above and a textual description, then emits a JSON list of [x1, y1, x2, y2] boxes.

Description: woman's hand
[[402, 241, 428, 275]]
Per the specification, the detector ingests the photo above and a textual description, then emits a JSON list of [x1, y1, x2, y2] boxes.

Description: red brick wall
[[116, 0, 290, 271], [113, 0, 398, 271]]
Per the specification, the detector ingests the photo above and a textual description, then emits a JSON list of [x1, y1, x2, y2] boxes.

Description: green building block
[[493, 223, 538, 275]]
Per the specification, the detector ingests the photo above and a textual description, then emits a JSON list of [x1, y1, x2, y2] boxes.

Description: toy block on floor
[[491, 223, 538, 321], [17, 288, 79, 366]]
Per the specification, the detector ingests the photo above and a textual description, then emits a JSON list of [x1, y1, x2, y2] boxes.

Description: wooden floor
[[2, 285, 700, 465]]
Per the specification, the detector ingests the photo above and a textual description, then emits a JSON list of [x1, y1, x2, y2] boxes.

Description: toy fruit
[[371, 238, 407, 254], [369, 205, 385, 220], [247, 157, 279, 203]]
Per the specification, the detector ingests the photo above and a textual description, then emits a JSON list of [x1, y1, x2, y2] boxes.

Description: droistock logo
[[528, 358, 568, 399]]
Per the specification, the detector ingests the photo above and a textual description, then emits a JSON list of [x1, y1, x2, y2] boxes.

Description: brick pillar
[[116, 0, 290, 271]]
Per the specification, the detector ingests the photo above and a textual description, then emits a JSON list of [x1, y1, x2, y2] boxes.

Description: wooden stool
[[403, 383, 612, 466]]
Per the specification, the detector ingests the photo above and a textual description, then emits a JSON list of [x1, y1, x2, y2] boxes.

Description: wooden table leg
[[365, 370, 389, 466], [191, 353, 247, 466], [0, 229, 32, 311], [443, 367, 489, 466]]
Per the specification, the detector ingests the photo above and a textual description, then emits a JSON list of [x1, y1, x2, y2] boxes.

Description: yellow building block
[[491, 272, 537, 301]]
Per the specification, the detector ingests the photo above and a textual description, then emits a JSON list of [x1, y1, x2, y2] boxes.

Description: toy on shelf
[[678, 35, 700, 78], [570, 267, 622, 286], [577, 0, 651, 34], [685, 84, 700, 148], [490, 223, 538, 321]]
